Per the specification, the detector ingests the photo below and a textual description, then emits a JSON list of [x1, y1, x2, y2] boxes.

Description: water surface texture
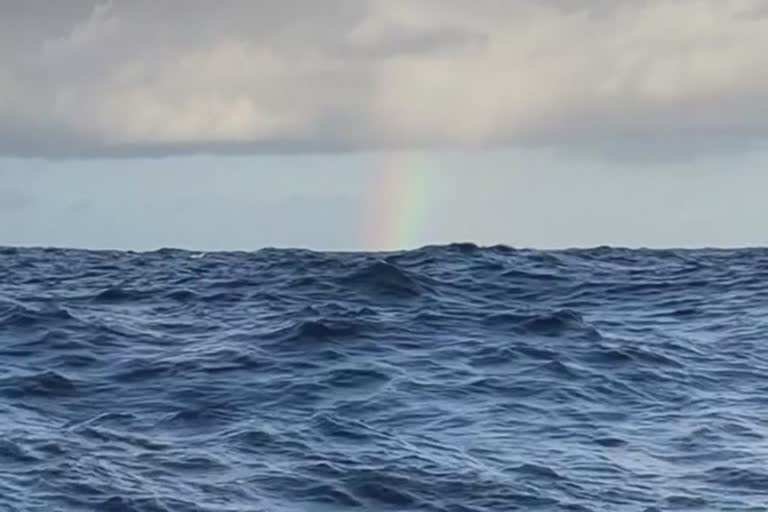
[[1, 245, 767, 511]]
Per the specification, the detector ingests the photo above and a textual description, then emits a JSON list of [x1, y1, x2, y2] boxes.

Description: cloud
[[1, 0, 768, 157]]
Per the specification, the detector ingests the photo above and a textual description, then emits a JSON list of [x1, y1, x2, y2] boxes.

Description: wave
[[0, 244, 765, 511], [92, 286, 150, 303], [485, 308, 602, 338], [0, 370, 78, 398], [0, 301, 79, 328], [342, 260, 425, 298]]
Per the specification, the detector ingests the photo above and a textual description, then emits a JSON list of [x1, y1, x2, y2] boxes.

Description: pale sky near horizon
[[3, 148, 768, 251], [2, 0, 768, 251]]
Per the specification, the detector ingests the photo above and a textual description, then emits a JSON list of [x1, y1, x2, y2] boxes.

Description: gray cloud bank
[[2, 0, 768, 157]]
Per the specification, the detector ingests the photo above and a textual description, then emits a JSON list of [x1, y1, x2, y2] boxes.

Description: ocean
[[1, 244, 766, 511]]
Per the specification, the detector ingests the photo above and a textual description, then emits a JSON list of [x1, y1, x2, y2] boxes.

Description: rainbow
[[362, 152, 435, 251]]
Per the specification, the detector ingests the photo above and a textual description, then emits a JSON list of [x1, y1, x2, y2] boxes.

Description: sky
[[2, 0, 768, 251]]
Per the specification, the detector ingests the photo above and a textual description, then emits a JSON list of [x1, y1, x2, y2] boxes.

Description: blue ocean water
[[1, 244, 767, 511]]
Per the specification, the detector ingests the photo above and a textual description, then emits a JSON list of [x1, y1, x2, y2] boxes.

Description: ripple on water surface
[[1, 245, 768, 511]]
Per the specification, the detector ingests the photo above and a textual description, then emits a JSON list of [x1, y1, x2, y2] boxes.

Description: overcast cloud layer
[[2, 0, 768, 157]]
